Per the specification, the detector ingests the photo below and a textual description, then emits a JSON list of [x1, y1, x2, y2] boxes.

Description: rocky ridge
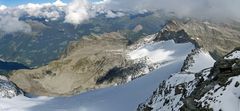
[[154, 19, 240, 59], [9, 32, 169, 96], [10, 32, 131, 96]]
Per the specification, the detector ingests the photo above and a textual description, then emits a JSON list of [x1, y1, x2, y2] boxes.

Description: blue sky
[[0, 0, 100, 6]]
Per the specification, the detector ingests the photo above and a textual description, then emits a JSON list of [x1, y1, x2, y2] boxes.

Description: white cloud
[[0, 5, 7, 11], [17, 2, 65, 20], [93, 0, 111, 5], [105, 10, 125, 18], [103, 0, 240, 21], [64, 0, 90, 25], [53, 0, 67, 7], [0, 15, 31, 33]]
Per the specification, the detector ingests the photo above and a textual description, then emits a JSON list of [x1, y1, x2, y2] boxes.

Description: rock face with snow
[[138, 48, 240, 111], [97, 35, 194, 85], [137, 48, 215, 111], [224, 47, 240, 60], [154, 19, 240, 59], [181, 49, 215, 73], [0, 76, 22, 98]]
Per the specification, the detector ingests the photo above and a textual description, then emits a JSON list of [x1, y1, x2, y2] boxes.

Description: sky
[[0, 0, 99, 6]]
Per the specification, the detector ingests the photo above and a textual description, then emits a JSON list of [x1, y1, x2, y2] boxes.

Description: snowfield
[[128, 40, 194, 65], [0, 40, 194, 111]]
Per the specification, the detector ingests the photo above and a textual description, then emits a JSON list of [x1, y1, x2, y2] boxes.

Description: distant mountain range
[[0, 10, 169, 68]]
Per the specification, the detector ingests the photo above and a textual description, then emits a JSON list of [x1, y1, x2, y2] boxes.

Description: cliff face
[[154, 19, 240, 59]]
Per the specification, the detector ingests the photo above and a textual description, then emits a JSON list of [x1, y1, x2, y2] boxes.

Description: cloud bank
[[103, 0, 240, 21], [0, 0, 240, 33], [0, 15, 31, 33]]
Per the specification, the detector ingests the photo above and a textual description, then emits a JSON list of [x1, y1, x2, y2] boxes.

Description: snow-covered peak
[[0, 75, 23, 98]]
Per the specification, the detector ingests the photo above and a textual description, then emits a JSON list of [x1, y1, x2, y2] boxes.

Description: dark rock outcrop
[[0, 75, 23, 98]]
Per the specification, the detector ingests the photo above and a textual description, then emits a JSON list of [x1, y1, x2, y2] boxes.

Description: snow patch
[[128, 40, 194, 65], [225, 51, 240, 60]]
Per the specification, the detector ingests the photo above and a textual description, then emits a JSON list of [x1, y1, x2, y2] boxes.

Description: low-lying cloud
[[0, 0, 66, 33], [0, 15, 31, 33], [0, 0, 239, 33]]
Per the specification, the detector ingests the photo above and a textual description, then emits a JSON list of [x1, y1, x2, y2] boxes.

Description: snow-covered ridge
[[137, 48, 215, 111], [137, 72, 197, 111], [181, 49, 215, 73], [138, 47, 240, 111]]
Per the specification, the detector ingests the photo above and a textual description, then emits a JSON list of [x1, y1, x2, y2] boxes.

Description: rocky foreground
[[138, 48, 240, 111]]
